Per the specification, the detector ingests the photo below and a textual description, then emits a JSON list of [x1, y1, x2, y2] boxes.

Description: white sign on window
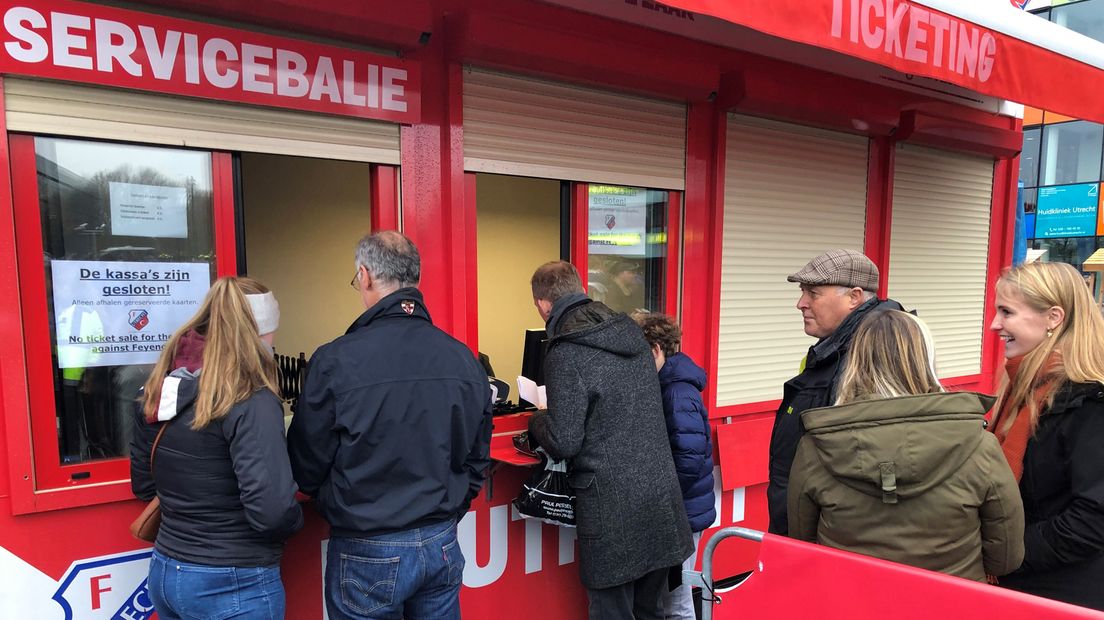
[[587, 185, 648, 256], [109, 182, 188, 239], [51, 260, 211, 368]]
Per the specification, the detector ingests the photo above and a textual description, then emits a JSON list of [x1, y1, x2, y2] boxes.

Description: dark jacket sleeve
[[664, 381, 711, 494], [129, 393, 159, 501], [786, 436, 820, 543], [224, 390, 303, 539], [979, 438, 1026, 576], [461, 387, 494, 510], [529, 360, 588, 461], [287, 352, 340, 497], [1020, 405, 1104, 572]]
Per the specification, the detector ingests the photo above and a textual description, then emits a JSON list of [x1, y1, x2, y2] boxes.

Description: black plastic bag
[[512, 448, 576, 527]]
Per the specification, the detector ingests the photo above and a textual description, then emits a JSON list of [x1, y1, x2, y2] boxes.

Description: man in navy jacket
[[288, 231, 492, 620]]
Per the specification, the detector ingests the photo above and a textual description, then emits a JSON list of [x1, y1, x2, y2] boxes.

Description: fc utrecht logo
[[128, 309, 150, 331], [52, 549, 155, 620], [401, 300, 416, 315], [605, 214, 616, 230]]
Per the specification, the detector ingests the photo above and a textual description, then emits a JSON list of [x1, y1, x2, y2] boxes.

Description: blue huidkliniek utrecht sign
[[1034, 183, 1099, 239]]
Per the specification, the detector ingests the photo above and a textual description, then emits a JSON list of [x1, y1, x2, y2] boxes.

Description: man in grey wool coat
[[526, 260, 694, 620]]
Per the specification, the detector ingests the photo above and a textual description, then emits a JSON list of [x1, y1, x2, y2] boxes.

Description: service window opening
[[474, 173, 675, 411], [238, 152, 372, 419], [475, 173, 561, 391]]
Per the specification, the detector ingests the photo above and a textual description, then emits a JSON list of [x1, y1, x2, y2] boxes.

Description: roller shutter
[[716, 115, 870, 406], [888, 144, 993, 379], [463, 68, 686, 189], [4, 78, 400, 164]]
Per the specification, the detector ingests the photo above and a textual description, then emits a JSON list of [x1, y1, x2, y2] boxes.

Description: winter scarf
[[989, 353, 1061, 481]]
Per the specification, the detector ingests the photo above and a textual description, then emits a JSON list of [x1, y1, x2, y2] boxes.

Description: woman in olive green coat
[[787, 310, 1024, 582]]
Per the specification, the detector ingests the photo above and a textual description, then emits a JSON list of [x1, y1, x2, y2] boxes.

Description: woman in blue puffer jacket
[[634, 312, 716, 620]]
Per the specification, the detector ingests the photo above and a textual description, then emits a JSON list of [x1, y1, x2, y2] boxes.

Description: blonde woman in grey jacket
[[787, 310, 1024, 581]]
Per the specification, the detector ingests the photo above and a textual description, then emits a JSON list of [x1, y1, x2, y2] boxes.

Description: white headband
[[246, 292, 280, 336]]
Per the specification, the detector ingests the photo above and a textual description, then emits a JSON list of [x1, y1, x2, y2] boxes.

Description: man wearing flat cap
[[766, 249, 904, 535]]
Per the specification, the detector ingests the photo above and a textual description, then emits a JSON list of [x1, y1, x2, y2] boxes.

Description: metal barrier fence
[[683, 526, 1104, 620], [683, 527, 762, 620]]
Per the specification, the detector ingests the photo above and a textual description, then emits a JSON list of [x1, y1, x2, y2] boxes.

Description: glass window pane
[[585, 185, 669, 313], [1052, 1, 1104, 41], [1035, 236, 1103, 268], [1020, 127, 1041, 188], [1040, 121, 1104, 186], [1024, 187, 1038, 214], [35, 137, 215, 465]]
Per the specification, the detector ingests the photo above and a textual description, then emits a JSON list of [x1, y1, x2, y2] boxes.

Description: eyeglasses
[[350, 269, 361, 291]]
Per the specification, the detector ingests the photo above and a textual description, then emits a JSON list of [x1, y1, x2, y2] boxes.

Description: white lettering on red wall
[[457, 468, 743, 589], [0, 0, 420, 123], [830, 0, 997, 82]]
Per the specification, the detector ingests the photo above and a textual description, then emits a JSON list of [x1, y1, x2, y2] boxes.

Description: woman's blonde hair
[[993, 262, 1104, 429], [142, 276, 280, 430], [835, 310, 944, 405]]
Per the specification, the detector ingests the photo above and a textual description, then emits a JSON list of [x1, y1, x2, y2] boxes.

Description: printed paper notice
[[51, 260, 211, 368], [517, 376, 547, 409], [588, 185, 648, 256], [110, 182, 188, 238]]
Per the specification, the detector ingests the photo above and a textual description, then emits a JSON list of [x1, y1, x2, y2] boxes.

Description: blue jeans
[[325, 519, 464, 620], [148, 550, 286, 620]]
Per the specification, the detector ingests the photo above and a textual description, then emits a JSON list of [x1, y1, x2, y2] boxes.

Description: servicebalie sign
[[0, 0, 420, 123]]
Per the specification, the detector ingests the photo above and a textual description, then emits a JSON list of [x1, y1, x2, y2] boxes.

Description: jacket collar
[[659, 352, 707, 391], [546, 292, 592, 338], [1047, 381, 1104, 416], [808, 297, 899, 367], [346, 287, 432, 335], [803, 391, 995, 431], [152, 367, 200, 422], [172, 329, 206, 372]]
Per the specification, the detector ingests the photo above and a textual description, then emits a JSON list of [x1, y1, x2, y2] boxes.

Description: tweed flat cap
[[787, 249, 879, 292]]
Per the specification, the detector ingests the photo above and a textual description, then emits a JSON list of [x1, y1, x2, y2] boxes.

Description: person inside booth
[[130, 276, 303, 620], [601, 258, 646, 314]]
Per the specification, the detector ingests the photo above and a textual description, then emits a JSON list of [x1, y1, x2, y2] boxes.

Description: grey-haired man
[[766, 249, 904, 535], [289, 230, 492, 620]]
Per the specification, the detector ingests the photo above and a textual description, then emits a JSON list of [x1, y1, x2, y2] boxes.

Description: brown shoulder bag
[[129, 422, 169, 542]]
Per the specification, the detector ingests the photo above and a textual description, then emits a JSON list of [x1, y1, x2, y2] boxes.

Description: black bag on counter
[[512, 448, 575, 527]]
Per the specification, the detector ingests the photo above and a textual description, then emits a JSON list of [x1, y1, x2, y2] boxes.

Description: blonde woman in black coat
[[989, 261, 1104, 610]]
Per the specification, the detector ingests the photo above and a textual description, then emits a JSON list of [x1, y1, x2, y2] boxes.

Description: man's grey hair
[[835, 285, 876, 302], [355, 231, 420, 288]]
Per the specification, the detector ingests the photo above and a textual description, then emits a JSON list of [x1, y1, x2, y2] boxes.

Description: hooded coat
[[529, 300, 694, 590], [658, 352, 716, 533], [787, 391, 1025, 581]]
